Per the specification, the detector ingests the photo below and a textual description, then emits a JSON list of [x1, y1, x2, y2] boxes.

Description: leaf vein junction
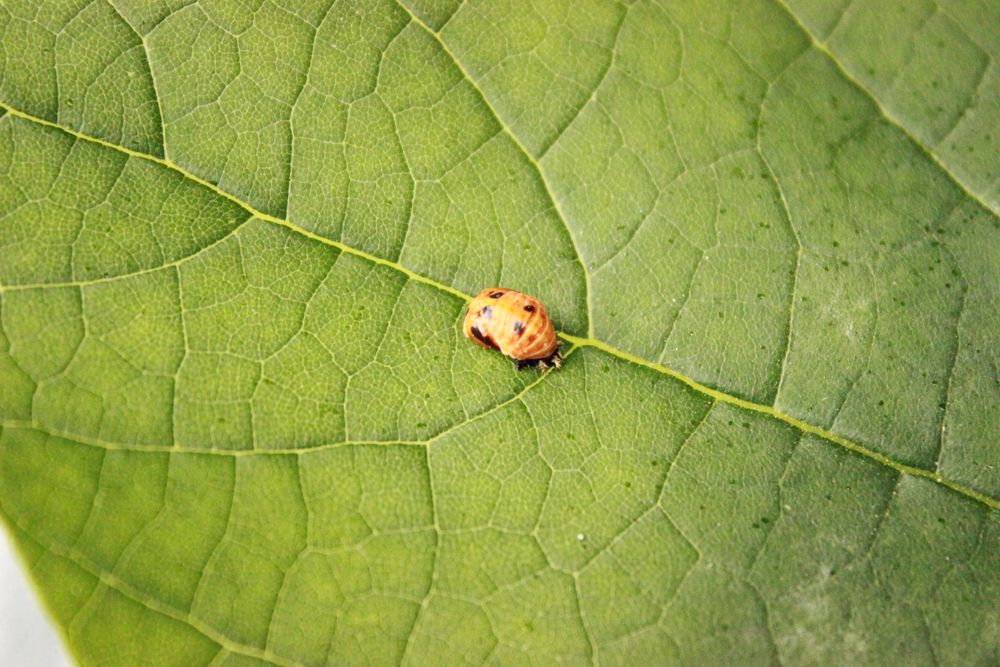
[[0, 100, 995, 511]]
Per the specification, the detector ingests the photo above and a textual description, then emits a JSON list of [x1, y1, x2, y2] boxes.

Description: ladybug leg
[[516, 348, 563, 371], [537, 348, 563, 370]]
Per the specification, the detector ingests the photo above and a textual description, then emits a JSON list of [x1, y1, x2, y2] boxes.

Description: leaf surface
[[0, 0, 998, 665]]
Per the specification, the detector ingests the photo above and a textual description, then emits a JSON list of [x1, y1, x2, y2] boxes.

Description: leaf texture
[[0, 0, 998, 665]]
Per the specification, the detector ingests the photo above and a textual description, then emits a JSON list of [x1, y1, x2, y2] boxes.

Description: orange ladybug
[[463, 288, 562, 370]]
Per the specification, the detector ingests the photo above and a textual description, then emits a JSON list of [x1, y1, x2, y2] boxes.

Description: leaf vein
[[1, 100, 995, 510], [391, 0, 594, 336], [774, 0, 999, 215], [0, 505, 307, 667]]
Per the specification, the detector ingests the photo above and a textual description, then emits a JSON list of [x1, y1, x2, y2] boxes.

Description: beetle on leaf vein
[[463, 287, 562, 370]]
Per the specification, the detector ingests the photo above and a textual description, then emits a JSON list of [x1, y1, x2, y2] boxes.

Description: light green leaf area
[[0, 0, 998, 665]]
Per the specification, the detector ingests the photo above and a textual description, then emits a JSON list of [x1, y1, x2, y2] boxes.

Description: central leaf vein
[[0, 100, 995, 511]]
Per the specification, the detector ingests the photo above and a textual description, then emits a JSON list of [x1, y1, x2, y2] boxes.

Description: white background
[[0, 528, 73, 666]]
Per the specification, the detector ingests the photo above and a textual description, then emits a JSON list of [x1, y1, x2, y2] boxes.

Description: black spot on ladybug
[[523, 304, 535, 312], [489, 291, 504, 299], [513, 321, 524, 334], [470, 325, 499, 350], [481, 306, 493, 319]]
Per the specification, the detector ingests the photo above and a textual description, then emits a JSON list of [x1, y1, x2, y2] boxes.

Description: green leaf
[[1, 0, 997, 665]]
